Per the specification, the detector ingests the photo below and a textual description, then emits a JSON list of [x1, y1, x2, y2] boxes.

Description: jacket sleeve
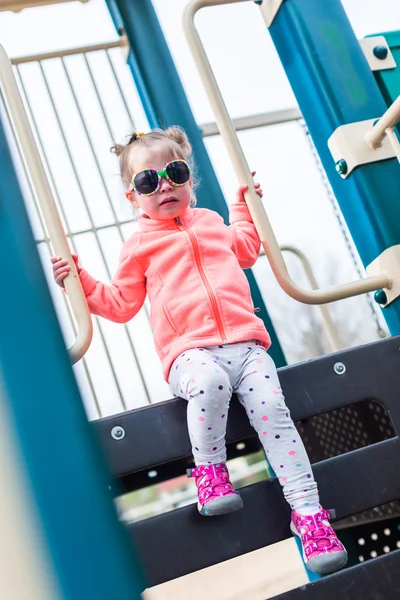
[[78, 248, 146, 324], [229, 201, 261, 269]]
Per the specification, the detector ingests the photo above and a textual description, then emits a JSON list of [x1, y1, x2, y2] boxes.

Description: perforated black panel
[[296, 399, 399, 525], [297, 399, 395, 463], [354, 518, 400, 563]]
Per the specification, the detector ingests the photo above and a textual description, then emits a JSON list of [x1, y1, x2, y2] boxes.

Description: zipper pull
[[175, 217, 181, 225]]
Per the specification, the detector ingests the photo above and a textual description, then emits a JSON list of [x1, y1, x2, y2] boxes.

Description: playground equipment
[[0, 45, 93, 363], [1, 0, 400, 598], [183, 0, 400, 307]]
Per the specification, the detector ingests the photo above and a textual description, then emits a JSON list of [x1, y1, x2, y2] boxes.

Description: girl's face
[[125, 145, 193, 220]]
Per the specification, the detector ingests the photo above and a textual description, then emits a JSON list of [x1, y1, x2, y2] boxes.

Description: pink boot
[[187, 463, 243, 516], [291, 506, 348, 574]]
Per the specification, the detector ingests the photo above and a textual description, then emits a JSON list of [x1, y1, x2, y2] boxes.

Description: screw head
[[373, 45, 389, 60], [374, 289, 388, 306], [335, 159, 348, 176], [333, 362, 346, 375], [111, 426, 125, 440]]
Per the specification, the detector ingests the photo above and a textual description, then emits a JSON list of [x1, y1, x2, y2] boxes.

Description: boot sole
[[199, 494, 244, 516]]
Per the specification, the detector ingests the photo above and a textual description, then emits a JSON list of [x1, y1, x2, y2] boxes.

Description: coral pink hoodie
[[78, 202, 271, 380]]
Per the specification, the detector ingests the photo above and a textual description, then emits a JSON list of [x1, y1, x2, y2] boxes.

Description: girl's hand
[[51, 255, 79, 288], [236, 171, 263, 203]]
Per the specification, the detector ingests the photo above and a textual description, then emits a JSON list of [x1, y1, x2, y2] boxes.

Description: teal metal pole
[[106, 0, 287, 367], [269, 0, 400, 334], [0, 113, 145, 597]]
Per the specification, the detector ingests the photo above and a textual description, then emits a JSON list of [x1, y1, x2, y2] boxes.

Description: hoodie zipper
[[175, 217, 227, 343]]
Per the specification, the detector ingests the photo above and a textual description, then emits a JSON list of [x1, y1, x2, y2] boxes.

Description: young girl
[[52, 127, 347, 574]]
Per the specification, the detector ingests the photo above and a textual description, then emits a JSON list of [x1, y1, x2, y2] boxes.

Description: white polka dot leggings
[[169, 341, 320, 512]]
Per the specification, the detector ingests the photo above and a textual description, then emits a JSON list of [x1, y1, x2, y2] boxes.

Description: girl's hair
[[111, 126, 197, 206]]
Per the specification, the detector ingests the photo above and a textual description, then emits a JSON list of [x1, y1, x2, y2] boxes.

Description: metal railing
[[183, 0, 393, 304], [280, 247, 342, 352], [7, 36, 164, 417], [0, 43, 92, 364], [201, 107, 302, 137]]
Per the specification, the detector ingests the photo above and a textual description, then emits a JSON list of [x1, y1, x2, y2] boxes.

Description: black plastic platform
[[93, 336, 400, 594], [275, 550, 400, 599]]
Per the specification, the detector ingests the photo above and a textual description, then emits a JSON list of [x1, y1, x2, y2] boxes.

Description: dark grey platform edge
[[92, 336, 400, 592], [275, 550, 400, 599]]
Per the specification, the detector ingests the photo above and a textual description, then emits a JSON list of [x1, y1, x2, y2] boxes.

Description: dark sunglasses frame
[[131, 159, 191, 196]]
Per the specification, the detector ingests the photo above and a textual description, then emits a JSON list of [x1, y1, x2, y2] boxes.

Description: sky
[[0, 0, 399, 417]]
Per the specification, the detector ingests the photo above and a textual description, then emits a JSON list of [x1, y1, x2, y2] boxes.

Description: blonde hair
[[111, 126, 197, 206]]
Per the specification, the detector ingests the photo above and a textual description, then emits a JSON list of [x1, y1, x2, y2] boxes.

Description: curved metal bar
[[281, 246, 342, 352], [183, 0, 392, 304], [385, 127, 400, 163], [365, 95, 400, 149], [0, 44, 92, 363]]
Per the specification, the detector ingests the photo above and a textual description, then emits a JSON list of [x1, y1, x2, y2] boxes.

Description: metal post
[[0, 112, 144, 597], [281, 246, 343, 352], [268, 0, 400, 334], [105, 0, 287, 367]]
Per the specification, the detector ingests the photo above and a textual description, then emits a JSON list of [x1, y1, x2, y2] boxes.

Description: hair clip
[[137, 132, 145, 137]]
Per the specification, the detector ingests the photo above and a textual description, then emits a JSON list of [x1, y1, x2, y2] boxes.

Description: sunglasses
[[131, 159, 191, 196]]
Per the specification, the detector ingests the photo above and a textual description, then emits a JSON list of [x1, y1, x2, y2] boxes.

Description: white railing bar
[[35, 218, 136, 245], [35, 58, 130, 395], [104, 50, 137, 129], [183, 0, 392, 304], [14, 66, 102, 415], [83, 53, 117, 142], [0, 43, 93, 363], [280, 246, 342, 352], [10, 37, 129, 65], [35, 60, 130, 402], [201, 107, 302, 137], [36, 61, 141, 409], [58, 57, 151, 404]]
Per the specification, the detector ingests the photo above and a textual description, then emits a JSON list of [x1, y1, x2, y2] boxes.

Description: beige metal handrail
[[365, 95, 400, 163], [0, 44, 92, 363], [183, 0, 392, 304]]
